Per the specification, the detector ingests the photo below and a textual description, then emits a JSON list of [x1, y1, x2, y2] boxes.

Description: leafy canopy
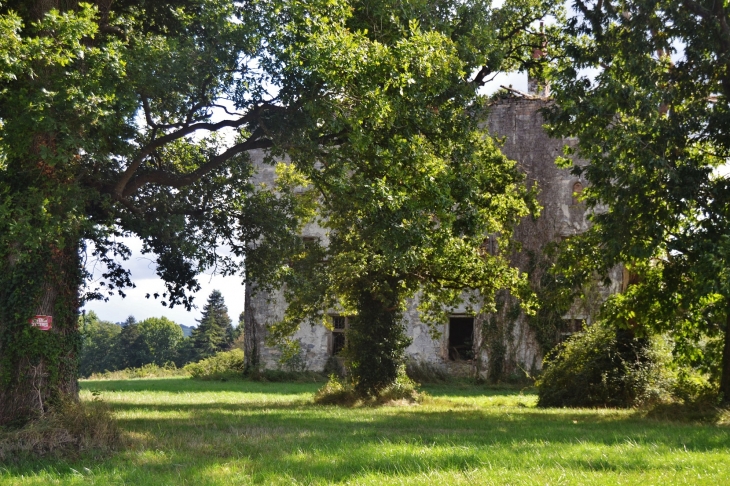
[[256, 0, 561, 386], [544, 0, 730, 396]]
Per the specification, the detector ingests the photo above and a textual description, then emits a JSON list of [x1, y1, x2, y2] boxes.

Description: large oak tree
[[0, 0, 299, 425], [545, 0, 730, 402], [255, 0, 560, 394]]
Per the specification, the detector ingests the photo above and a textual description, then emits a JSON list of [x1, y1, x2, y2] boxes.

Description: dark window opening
[[333, 316, 346, 330], [301, 236, 319, 248], [448, 317, 474, 361], [559, 318, 584, 342], [330, 315, 349, 356], [332, 333, 346, 356]]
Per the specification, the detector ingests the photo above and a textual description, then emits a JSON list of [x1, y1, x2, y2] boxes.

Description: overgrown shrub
[[313, 374, 359, 406], [377, 370, 422, 404], [536, 323, 675, 408], [86, 362, 187, 380], [0, 398, 120, 461], [314, 367, 422, 406], [184, 349, 245, 380]]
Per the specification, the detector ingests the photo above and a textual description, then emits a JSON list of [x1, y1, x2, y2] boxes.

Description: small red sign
[[29, 315, 52, 331]]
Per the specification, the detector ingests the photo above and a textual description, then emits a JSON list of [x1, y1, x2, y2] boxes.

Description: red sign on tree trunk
[[29, 315, 52, 331]]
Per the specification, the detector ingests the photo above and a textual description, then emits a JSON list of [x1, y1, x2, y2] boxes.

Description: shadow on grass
[[421, 383, 535, 398], [4, 379, 729, 484], [81, 377, 322, 395], [82, 377, 534, 399]]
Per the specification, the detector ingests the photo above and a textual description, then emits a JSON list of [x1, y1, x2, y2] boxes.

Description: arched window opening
[[572, 181, 583, 205]]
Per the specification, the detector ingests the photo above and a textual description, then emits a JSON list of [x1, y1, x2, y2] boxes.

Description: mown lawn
[[2, 377, 729, 485]]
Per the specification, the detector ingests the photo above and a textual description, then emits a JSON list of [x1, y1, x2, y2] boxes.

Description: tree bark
[[720, 299, 730, 406], [346, 278, 410, 396], [243, 282, 260, 373], [0, 243, 82, 426]]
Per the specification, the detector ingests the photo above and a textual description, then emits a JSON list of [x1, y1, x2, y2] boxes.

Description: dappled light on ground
[[1, 378, 729, 485]]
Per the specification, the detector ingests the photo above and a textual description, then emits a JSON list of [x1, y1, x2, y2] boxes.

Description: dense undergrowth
[[314, 367, 423, 406], [0, 397, 120, 462], [537, 323, 718, 409]]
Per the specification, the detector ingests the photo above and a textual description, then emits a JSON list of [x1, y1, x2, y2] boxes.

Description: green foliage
[[523, 247, 581, 355], [377, 368, 423, 404], [313, 374, 359, 406], [80, 313, 189, 376], [265, 0, 562, 397], [0, 0, 299, 424], [136, 317, 184, 366], [537, 324, 678, 408], [184, 349, 245, 381], [544, 0, 730, 401], [86, 362, 186, 381], [79, 312, 121, 378], [314, 366, 421, 405], [344, 281, 411, 396], [0, 0, 559, 422], [111, 323, 147, 371]]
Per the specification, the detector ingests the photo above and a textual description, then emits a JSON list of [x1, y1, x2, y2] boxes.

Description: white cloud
[[83, 237, 245, 327]]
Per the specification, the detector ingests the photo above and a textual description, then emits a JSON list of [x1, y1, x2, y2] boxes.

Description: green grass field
[[2, 377, 729, 485]]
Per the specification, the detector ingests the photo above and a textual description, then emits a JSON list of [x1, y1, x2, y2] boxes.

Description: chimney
[[527, 22, 549, 97]]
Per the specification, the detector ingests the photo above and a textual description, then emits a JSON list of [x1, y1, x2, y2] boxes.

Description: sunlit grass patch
[[1, 377, 729, 485]]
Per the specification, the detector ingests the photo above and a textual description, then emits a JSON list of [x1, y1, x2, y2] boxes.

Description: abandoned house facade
[[243, 93, 623, 379]]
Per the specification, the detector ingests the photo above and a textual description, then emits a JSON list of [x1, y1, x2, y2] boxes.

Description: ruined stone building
[[244, 92, 622, 379]]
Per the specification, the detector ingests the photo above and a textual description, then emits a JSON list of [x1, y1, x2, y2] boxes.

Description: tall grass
[[86, 362, 188, 380], [0, 398, 119, 461]]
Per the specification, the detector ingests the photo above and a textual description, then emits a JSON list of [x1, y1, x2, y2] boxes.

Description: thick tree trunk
[[346, 278, 410, 396], [720, 300, 730, 406], [0, 244, 82, 426], [243, 282, 260, 373], [0, 0, 96, 427]]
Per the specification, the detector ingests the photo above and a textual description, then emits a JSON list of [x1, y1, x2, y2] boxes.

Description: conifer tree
[[191, 290, 233, 360]]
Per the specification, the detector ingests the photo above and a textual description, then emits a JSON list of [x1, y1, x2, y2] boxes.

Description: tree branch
[[121, 128, 272, 197], [113, 107, 266, 198]]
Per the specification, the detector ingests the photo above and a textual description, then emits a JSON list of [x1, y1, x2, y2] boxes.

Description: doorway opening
[[448, 317, 475, 361]]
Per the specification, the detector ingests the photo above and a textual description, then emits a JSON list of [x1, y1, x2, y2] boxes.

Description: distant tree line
[[79, 290, 242, 377]]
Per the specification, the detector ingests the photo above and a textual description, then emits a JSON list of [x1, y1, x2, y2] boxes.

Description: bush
[[313, 374, 359, 406], [377, 369, 422, 404], [0, 398, 120, 461], [86, 362, 187, 380], [536, 323, 675, 408], [314, 366, 422, 406], [184, 349, 245, 380]]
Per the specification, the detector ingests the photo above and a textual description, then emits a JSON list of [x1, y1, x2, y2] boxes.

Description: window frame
[[328, 315, 349, 356]]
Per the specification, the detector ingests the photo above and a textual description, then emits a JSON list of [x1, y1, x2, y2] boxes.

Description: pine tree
[[191, 290, 233, 360]]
